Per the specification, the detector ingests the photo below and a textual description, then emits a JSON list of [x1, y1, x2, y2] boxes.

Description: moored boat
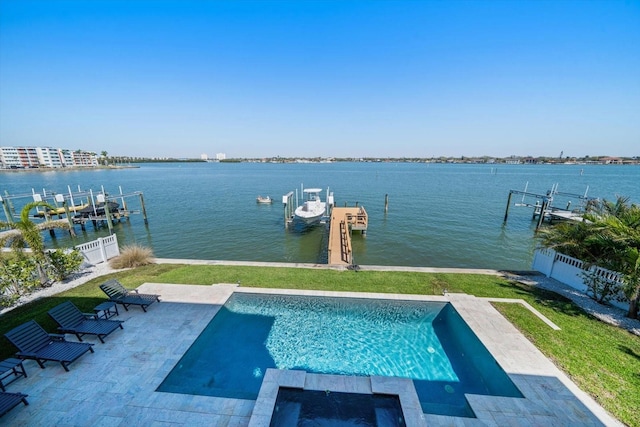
[[74, 201, 120, 218], [256, 195, 272, 204], [294, 188, 326, 224]]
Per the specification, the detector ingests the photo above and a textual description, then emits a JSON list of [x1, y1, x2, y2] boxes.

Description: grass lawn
[[1, 264, 638, 427]]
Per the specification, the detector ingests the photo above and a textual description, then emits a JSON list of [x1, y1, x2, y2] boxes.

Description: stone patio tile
[[402, 410, 428, 427], [227, 415, 252, 426], [423, 414, 460, 426], [276, 368, 306, 388], [92, 415, 125, 427], [493, 413, 532, 427], [249, 399, 274, 418], [304, 372, 347, 391], [231, 399, 256, 417]]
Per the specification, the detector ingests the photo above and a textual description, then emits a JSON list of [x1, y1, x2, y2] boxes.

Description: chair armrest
[[48, 333, 66, 341], [128, 289, 140, 294], [16, 351, 37, 358]]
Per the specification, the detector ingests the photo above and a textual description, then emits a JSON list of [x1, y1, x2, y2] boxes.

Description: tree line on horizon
[[98, 154, 640, 164]]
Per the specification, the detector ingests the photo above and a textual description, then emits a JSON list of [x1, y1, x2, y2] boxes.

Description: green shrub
[[46, 249, 84, 282], [0, 257, 40, 307], [109, 244, 154, 269]]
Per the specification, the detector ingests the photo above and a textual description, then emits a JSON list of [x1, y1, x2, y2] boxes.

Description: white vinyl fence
[[532, 248, 628, 311], [75, 234, 120, 264]]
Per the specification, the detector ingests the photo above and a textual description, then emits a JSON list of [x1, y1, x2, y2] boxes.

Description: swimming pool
[[157, 292, 522, 417]]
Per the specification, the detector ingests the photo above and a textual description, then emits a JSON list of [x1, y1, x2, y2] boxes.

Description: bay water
[[1, 162, 638, 270]]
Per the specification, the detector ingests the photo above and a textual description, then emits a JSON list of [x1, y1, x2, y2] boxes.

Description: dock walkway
[[327, 206, 368, 265]]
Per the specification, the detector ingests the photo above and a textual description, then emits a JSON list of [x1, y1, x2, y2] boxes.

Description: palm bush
[[537, 196, 640, 318]]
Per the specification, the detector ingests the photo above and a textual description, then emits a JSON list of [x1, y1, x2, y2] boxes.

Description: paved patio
[[1, 283, 623, 426]]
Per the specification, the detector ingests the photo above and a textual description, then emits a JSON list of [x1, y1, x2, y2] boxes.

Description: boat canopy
[[303, 188, 322, 193]]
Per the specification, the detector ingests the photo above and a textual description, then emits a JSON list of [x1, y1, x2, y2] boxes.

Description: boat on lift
[[74, 201, 120, 219], [294, 188, 326, 224]]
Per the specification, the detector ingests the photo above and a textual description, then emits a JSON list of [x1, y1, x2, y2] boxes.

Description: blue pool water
[[157, 293, 522, 417]]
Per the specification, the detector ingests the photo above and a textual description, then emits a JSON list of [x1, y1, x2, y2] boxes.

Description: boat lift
[[282, 185, 334, 226], [0, 185, 148, 236], [503, 183, 596, 229]]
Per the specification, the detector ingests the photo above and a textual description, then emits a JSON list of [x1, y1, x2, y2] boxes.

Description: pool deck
[[1, 283, 623, 426]]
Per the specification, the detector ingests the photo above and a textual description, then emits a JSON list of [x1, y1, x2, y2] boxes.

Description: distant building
[[71, 150, 98, 166], [505, 157, 522, 164], [59, 149, 74, 167], [200, 153, 209, 161], [37, 147, 64, 168], [599, 156, 623, 165], [0, 146, 22, 167], [216, 153, 226, 161], [1, 146, 98, 168], [0, 146, 40, 168]]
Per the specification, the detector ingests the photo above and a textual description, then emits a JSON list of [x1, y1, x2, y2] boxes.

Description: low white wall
[[532, 248, 628, 311], [75, 234, 120, 264]]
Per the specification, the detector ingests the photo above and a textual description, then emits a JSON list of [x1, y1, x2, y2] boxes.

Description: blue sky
[[1, 0, 638, 159]]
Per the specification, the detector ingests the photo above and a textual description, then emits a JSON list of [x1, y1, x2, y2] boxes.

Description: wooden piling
[[282, 191, 294, 225], [4, 191, 16, 218], [104, 197, 114, 233], [51, 196, 61, 219], [384, 194, 389, 212], [63, 202, 76, 237], [536, 199, 548, 230], [503, 192, 513, 223], [139, 193, 148, 224], [119, 186, 129, 219], [0, 196, 13, 224]]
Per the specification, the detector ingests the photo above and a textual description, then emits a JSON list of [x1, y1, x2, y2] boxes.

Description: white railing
[[75, 234, 120, 264], [532, 248, 628, 310]]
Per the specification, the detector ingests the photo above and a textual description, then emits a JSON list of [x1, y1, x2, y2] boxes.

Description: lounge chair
[[48, 301, 124, 343], [99, 279, 160, 312], [4, 320, 94, 372], [0, 391, 28, 418]]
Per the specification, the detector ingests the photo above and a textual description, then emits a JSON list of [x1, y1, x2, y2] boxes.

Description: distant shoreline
[[2, 159, 639, 172], [0, 165, 139, 173]]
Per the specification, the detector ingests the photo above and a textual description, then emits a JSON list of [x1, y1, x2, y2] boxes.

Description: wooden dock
[[327, 206, 368, 266]]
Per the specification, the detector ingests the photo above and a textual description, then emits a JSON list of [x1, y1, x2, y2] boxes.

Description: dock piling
[[139, 192, 148, 224], [282, 191, 294, 225], [503, 192, 513, 223], [536, 199, 548, 230], [119, 186, 129, 219], [0, 195, 13, 224], [103, 196, 114, 234], [62, 202, 76, 237]]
